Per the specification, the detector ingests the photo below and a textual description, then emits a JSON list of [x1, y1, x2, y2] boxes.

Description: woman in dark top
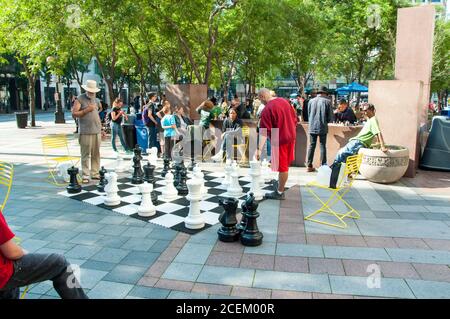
[[110, 98, 128, 152], [212, 108, 243, 162]]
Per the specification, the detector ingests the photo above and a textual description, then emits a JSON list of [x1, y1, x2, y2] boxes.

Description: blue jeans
[[111, 122, 127, 152], [148, 125, 160, 151], [0, 253, 88, 299], [333, 139, 365, 166]]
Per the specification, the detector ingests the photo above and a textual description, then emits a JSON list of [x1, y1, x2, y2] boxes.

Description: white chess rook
[[104, 172, 121, 206], [138, 182, 156, 217], [227, 162, 243, 197], [249, 161, 264, 200], [185, 179, 205, 229], [162, 172, 178, 201]]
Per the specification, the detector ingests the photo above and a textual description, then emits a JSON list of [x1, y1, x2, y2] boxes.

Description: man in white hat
[[72, 80, 104, 183]]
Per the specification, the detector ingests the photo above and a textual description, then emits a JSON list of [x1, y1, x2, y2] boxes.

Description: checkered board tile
[[58, 168, 295, 235]]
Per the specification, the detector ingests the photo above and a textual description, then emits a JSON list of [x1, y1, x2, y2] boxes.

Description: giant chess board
[[58, 167, 294, 235]]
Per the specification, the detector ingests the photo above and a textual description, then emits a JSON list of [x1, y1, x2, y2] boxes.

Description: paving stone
[[121, 238, 157, 252], [323, 246, 391, 261], [147, 227, 177, 241], [312, 293, 354, 299], [425, 206, 450, 214], [309, 258, 345, 275], [68, 233, 104, 246], [422, 239, 450, 251], [253, 270, 331, 294], [271, 290, 313, 299], [329, 275, 414, 299], [94, 236, 130, 249], [157, 247, 181, 263], [127, 286, 171, 299], [98, 216, 130, 225], [393, 238, 430, 250], [80, 260, 117, 272], [145, 261, 171, 277], [378, 261, 420, 279], [30, 229, 57, 241], [21, 239, 50, 253], [278, 222, 305, 234], [277, 234, 307, 244], [197, 266, 254, 287], [391, 205, 428, 213], [35, 247, 66, 255], [335, 235, 368, 247], [174, 243, 214, 265], [373, 211, 401, 219], [274, 256, 309, 273], [406, 279, 450, 298], [88, 281, 134, 299], [191, 283, 232, 296], [386, 248, 450, 265], [97, 224, 130, 236], [306, 234, 337, 246], [137, 276, 159, 287], [162, 262, 203, 281], [342, 259, 377, 277], [121, 251, 159, 267], [231, 286, 271, 299], [121, 226, 154, 238], [30, 281, 53, 295], [77, 268, 108, 289], [213, 241, 245, 253], [240, 254, 274, 270], [44, 230, 79, 242], [413, 263, 450, 282], [154, 279, 194, 292], [206, 251, 242, 268], [363, 236, 399, 248], [398, 212, 427, 220], [149, 240, 171, 253], [242, 242, 276, 255], [72, 223, 104, 233], [90, 248, 130, 264], [103, 265, 147, 284], [276, 244, 324, 258], [168, 233, 191, 249], [423, 213, 450, 221], [167, 291, 209, 299]]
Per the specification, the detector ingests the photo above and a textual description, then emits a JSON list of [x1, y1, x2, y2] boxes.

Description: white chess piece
[[115, 152, 125, 173], [193, 166, 207, 196], [184, 178, 205, 229], [261, 159, 272, 183], [249, 161, 264, 200], [227, 161, 243, 197], [56, 162, 71, 182], [104, 172, 121, 206], [162, 172, 178, 201], [147, 147, 158, 166], [138, 182, 156, 217], [222, 159, 233, 188]]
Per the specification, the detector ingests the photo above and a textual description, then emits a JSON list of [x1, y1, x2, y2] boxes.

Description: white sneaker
[[211, 150, 224, 162]]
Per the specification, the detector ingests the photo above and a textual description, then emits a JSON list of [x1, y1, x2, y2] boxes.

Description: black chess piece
[[97, 166, 108, 192], [240, 193, 263, 246], [236, 205, 247, 233], [217, 198, 240, 242], [143, 162, 158, 205], [176, 167, 189, 196], [188, 158, 196, 171], [131, 145, 144, 184], [67, 166, 82, 194], [173, 161, 182, 187], [162, 157, 170, 177]]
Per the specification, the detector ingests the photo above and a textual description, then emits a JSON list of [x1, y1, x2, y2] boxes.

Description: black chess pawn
[[143, 162, 158, 205], [67, 166, 82, 194], [173, 161, 182, 187], [131, 145, 144, 184], [161, 157, 170, 178], [217, 198, 240, 242], [240, 193, 263, 246], [97, 166, 108, 192], [176, 167, 189, 196]]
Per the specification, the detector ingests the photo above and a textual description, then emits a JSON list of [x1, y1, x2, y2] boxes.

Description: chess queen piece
[[217, 198, 240, 242], [131, 145, 144, 184], [162, 171, 178, 201], [138, 182, 156, 217], [184, 178, 205, 229], [97, 166, 108, 193], [67, 166, 82, 194], [240, 193, 263, 246], [104, 172, 121, 206], [226, 161, 242, 197], [249, 161, 264, 200]]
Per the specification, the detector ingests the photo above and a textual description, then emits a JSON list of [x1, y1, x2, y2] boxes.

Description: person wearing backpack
[[143, 92, 160, 153]]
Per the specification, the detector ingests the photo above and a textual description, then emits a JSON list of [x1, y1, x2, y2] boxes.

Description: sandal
[[82, 177, 90, 184]]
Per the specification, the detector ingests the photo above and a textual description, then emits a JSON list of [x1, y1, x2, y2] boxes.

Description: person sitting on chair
[[332, 103, 388, 167], [0, 212, 88, 299], [212, 108, 243, 162]]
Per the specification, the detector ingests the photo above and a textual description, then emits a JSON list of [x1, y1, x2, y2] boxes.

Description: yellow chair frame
[[304, 154, 363, 229], [0, 161, 13, 212], [42, 134, 80, 186], [232, 126, 250, 165]]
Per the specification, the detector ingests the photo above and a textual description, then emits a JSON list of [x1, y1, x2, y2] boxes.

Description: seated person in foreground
[[334, 99, 357, 124], [0, 212, 88, 299], [212, 108, 243, 162], [332, 103, 388, 167]]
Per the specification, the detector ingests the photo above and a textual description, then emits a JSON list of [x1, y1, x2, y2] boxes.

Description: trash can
[[122, 123, 137, 151], [15, 112, 28, 128], [135, 125, 149, 153]]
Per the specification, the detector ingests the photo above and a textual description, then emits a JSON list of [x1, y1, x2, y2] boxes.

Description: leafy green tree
[[431, 19, 450, 111]]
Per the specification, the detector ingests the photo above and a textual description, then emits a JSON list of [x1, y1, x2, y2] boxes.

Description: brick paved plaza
[[1, 112, 450, 299]]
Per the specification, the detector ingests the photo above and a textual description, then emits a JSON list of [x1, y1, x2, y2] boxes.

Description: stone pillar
[[165, 84, 208, 121]]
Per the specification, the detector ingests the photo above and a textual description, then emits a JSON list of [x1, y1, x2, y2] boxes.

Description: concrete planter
[[358, 145, 409, 184]]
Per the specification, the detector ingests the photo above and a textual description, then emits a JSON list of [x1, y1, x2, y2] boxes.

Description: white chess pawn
[[162, 172, 178, 201], [104, 172, 121, 206], [222, 160, 233, 188], [193, 166, 207, 196], [227, 161, 243, 197], [138, 182, 156, 217], [249, 161, 264, 200], [184, 178, 205, 229], [115, 152, 125, 173]]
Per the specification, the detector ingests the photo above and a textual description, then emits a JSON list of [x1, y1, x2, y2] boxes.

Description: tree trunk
[[28, 77, 36, 127]]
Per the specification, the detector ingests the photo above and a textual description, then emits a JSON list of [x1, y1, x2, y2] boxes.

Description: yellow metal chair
[[232, 126, 250, 165], [304, 153, 363, 229], [42, 135, 80, 186], [0, 161, 13, 212]]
